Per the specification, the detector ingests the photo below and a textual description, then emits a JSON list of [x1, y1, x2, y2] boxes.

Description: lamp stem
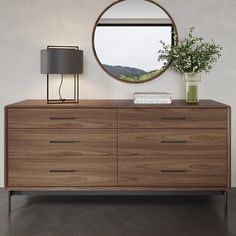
[[59, 74, 64, 101]]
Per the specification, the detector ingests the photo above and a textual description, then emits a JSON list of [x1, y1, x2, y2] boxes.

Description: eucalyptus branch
[[158, 27, 223, 73]]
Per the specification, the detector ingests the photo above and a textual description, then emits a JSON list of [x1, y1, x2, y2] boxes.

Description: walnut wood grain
[[118, 109, 227, 129], [118, 129, 227, 156], [118, 155, 226, 187], [8, 157, 116, 187], [4, 107, 8, 188], [6, 99, 229, 109], [227, 107, 231, 188], [5, 99, 230, 192], [7, 186, 229, 191], [9, 129, 117, 157], [8, 109, 117, 129]]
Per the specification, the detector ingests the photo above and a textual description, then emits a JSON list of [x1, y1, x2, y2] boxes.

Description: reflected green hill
[[103, 64, 164, 82]]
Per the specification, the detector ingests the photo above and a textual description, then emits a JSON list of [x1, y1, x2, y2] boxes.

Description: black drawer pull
[[49, 117, 78, 120], [161, 170, 187, 173], [49, 141, 78, 144], [161, 117, 186, 121], [161, 141, 186, 144], [49, 170, 76, 173]]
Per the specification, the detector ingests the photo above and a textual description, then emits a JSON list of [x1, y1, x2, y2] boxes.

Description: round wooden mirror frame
[[92, 0, 178, 84]]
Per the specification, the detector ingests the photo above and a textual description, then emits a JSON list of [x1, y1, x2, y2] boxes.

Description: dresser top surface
[[5, 99, 230, 109]]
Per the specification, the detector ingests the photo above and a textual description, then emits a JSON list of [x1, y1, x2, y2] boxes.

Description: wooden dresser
[[5, 100, 231, 210]]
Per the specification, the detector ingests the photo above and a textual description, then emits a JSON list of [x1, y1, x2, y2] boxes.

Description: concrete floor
[[0, 189, 236, 236]]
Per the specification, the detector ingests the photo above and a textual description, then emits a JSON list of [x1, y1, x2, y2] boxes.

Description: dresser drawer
[[8, 157, 116, 187], [118, 109, 227, 128], [9, 129, 117, 157], [118, 129, 227, 156], [118, 155, 227, 187], [8, 109, 117, 129]]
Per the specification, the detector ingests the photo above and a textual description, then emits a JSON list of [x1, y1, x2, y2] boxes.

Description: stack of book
[[134, 92, 172, 104]]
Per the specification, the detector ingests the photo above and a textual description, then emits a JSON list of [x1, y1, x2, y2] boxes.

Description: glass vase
[[183, 72, 201, 104]]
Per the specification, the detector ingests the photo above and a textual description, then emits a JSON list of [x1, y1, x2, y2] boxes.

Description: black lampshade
[[41, 48, 83, 74]]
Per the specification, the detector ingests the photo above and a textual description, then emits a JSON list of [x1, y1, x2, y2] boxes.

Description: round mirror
[[92, 0, 178, 83]]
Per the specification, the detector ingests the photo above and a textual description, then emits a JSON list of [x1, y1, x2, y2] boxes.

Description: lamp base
[[46, 73, 80, 104], [47, 99, 79, 104]]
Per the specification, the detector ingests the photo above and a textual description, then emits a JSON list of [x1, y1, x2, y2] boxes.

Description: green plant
[[158, 27, 223, 73]]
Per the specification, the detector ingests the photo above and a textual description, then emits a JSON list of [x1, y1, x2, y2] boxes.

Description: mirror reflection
[[93, 0, 177, 83]]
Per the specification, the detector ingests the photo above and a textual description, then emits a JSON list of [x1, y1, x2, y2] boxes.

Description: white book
[[134, 97, 172, 101], [134, 92, 172, 98], [135, 95, 172, 100], [134, 92, 172, 100], [134, 98, 172, 104], [134, 101, 172, 104], [134, 92, 172, 95]]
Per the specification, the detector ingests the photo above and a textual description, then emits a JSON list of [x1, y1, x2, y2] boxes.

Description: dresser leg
[[8, 191, 12, 214], [224, 191, 228, 215]]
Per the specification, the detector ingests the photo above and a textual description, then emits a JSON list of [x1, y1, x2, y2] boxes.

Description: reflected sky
[[95, 26, 172, 72]]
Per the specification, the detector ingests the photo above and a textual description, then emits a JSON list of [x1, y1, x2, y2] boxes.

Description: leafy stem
[[158, 27, 223, 73]]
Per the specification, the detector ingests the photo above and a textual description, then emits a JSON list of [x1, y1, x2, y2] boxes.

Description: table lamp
[[41, 46, 83, 104]]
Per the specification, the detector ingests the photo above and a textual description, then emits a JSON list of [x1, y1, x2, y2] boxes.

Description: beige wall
[[0, 0, 235, 187]]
